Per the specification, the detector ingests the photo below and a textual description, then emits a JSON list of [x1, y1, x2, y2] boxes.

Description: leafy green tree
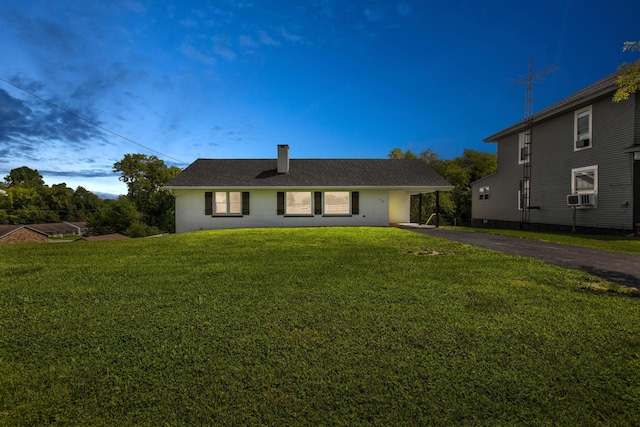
[[70, 187, 103, 221], [87, 197, 139, 236], [4, 166, 45, 189], [388, 147, 497, 226], [113, 154, 181, 232], [388, 148, 418, 159], [45, 183, 74, 221], [614, 41, 640, 103]]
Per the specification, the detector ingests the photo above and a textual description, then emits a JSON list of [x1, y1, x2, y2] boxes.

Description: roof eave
[[165, 185, 454, 192]]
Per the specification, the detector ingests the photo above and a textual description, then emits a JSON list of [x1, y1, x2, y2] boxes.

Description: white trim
[[518, 179, 530, 211], [574, 105, 592, 151], [571, 165, 598, 194]]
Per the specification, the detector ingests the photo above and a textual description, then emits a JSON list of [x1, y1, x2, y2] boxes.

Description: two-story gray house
[[471, 71, 640, 235]]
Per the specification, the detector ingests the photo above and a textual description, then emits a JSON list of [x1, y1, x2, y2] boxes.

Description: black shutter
[[352, 191, 359, 215], [242, 192, 250, 215], [314, 192, 322, 215], [205, 192, 213, 215], [277, 192, 285, 215]]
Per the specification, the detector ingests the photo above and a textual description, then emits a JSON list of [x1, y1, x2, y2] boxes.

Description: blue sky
[[1, 0, 639, 195]]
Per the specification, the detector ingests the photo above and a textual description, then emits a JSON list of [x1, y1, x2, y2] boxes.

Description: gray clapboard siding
[[472, 75, 638, 234]]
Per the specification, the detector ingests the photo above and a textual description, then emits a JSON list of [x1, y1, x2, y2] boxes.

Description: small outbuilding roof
[[165, 159, 453, 191], [0, 224, 49, 239]]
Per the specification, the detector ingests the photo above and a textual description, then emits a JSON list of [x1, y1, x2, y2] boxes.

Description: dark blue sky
[[1, 0, 639, 194]]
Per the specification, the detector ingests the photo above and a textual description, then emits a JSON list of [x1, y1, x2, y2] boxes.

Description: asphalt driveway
[[403, 227, 640, 289]]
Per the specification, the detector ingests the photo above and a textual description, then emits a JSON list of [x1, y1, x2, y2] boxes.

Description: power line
[[0, 76, 189, 165]]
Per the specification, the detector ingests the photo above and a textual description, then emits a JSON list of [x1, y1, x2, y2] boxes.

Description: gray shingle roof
[[166, 159, 453, 189]]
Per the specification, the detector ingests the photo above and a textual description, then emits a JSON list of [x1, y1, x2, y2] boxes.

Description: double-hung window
[[572, 166, 598, 194], [574, 106, 592, 151], [518, 132, 530, 164], [205, 191, 249, 216], [479, 186, 490, 200], [518, 179, 530, 210], [215, 191, 242, 215], [570, 165, 598, 207]]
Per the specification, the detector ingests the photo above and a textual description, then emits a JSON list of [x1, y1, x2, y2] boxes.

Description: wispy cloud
[[281, 28, 302, 43], [239, 34, 258, 48], [180, 42, 217, 65], [213, 36, 237, 60], [258, 30, 280, 47], [179, 18, 199, 28]]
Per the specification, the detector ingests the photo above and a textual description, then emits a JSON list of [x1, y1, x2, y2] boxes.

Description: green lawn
[[1, 227, 639, 426], [453, 226, 640, 255]]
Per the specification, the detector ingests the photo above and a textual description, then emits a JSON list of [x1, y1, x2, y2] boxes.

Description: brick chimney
[[277, 144, 289, 174]]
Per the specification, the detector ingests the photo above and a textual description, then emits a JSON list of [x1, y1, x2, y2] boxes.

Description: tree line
[[0, 154, 181, 237], [388, 147, 497, 226]]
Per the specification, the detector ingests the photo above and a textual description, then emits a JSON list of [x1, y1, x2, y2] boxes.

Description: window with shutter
[[351, 192, 359, 215], [242, 192, 250, 215], [324, 191, 350, 215], [277, 192, 285, 215], [204, 192, 213, 215], [314, 192, 322, 215]]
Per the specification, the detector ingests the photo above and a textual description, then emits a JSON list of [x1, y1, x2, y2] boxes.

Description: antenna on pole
[[511, 58, 556, 229]]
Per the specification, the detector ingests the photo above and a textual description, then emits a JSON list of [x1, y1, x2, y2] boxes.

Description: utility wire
[[0, 76, 188, 165]]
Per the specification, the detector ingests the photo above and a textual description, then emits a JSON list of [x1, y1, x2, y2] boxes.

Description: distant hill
[[94, 192, 120, 200]]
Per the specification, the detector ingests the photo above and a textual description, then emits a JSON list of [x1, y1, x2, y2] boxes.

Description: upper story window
[[479, 186, 490, 200], [215, 191, 242, 214], [518, 132, 530, 164], [574, 106, 592, 151]]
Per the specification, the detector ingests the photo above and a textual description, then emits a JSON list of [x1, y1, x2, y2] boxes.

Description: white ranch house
[[165, 145, 453, 233]]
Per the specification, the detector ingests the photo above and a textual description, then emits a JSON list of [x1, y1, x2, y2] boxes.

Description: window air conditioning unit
[[567, 195, 580, 206], [579, 192, 596, 206], [576, 138, 590, 148], [567, 193, 596, 207]]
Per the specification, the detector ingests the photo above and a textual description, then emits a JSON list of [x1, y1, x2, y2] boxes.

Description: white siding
[[173, 189, 392, 232]]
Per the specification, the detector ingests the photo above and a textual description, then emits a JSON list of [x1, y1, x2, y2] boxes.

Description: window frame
[[518, 179, 530, 211], [284, 191, 313, 216], [571, 165, 598, 194], [323, 191, 351, 216], [478, 186, 490, 201], [574, 106, 592, 151], [518, 132, 530, 165], [213, 191, 242, 216]]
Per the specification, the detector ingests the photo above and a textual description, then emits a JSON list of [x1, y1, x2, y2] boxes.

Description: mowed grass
[[456, 227, 640, 255], [1, 227, 639, 426]]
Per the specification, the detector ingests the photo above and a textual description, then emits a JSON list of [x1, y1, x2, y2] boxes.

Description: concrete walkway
[[402, 227, 640, 289]]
